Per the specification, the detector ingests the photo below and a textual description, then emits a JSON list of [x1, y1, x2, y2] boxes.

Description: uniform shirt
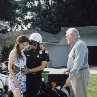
[[67, 39, 89, 80], [24, 46, 50, 73]]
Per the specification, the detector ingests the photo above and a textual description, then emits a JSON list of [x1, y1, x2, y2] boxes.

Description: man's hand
[[66, 79, 71, 87], [64, 68, 69, 74], [65, 72, 69, 75], [21, 68, 31, 74]]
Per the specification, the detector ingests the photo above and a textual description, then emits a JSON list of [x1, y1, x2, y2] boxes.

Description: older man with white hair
[[64, 28, 90, 97]]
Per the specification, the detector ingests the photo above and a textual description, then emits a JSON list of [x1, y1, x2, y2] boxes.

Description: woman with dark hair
[[8, 35, 29, 97]]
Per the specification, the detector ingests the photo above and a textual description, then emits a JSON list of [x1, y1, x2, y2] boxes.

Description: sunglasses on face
[[32, 44, 38, 46]]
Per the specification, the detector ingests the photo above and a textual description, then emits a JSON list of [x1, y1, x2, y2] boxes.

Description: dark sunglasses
[[32, 44, 37, 46]]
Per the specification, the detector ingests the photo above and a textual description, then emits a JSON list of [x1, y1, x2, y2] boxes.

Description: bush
[[1, 44, 14, 62]]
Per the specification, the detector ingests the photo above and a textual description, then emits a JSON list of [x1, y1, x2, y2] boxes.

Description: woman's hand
[[14, 79, 20, 88]]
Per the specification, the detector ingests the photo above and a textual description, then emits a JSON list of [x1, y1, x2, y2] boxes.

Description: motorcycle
[[38, 69, 71, 97], [0, 69, 9, 97]]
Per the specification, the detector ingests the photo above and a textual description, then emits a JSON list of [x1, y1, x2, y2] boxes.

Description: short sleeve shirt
[[24, 46, 50, 69]]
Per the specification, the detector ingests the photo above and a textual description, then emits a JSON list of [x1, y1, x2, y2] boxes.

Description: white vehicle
[[1, 61, 8, 70], [0, 67, 9, 97], [0, 79, 4, 97]]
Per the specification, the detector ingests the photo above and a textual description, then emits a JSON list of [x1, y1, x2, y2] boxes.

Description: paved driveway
[[89, 67, 97, 74], [44, 67, 97, 74]]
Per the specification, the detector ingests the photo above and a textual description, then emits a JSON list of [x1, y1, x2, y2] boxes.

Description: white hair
[[66, 28, 80, 38]]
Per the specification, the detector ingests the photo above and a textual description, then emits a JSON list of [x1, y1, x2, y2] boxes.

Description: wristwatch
[[29, 69, 32, 73]]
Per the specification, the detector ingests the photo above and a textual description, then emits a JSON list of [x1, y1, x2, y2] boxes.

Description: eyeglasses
[[65, 34, 74, 38]]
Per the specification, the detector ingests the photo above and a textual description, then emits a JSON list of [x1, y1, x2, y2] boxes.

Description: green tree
[[1, 44, 13, 62], [0, 0, 97, 34]]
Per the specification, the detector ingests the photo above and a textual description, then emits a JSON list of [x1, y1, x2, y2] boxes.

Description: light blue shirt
[[67, 39, 89, 79]]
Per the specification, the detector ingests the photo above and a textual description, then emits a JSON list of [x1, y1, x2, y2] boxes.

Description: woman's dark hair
[[14, 35, 29, 58]]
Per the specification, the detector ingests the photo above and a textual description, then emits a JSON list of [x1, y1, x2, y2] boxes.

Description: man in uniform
[[23, 33, 50, 97]]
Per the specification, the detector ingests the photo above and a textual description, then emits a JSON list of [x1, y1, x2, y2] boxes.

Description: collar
[[70, 38, 79, 49]]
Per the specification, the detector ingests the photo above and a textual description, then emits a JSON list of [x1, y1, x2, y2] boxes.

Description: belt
[[79, 67, 88, 70]]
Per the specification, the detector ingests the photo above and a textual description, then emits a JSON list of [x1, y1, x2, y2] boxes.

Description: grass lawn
[[88, 74, 97, 97]]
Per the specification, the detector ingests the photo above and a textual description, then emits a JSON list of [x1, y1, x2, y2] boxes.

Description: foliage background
[[0, 0, 97, 34], [0, 44, 14, 62]]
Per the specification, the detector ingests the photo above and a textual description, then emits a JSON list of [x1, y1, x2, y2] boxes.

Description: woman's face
[[19, 42, 29, 50]]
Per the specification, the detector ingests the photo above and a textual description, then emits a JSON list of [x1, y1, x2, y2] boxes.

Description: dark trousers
[[25, 74, 42, 97]]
